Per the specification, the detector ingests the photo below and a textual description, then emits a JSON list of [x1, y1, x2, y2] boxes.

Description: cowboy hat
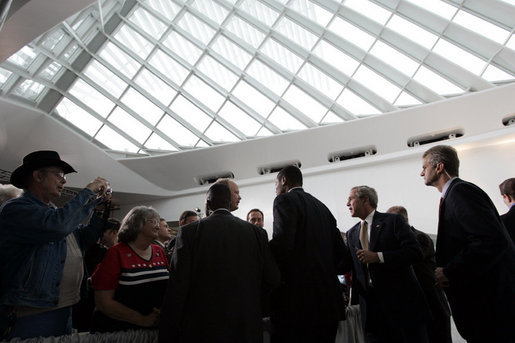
[[10, 150, 76, 188]]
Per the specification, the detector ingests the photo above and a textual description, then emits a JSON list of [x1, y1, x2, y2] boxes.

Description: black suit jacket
[[346, 211, 429, 330], [158, 210, 280, 343], [437, 178, 515, 341], [501, 205, 515, 242], [270, 188, 350, 326]]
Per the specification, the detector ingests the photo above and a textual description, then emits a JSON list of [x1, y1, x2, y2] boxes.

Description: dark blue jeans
[[1, 306, 72, 340]]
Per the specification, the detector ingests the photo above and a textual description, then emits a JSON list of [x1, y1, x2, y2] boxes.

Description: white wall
[[127, 130, 515, 238]]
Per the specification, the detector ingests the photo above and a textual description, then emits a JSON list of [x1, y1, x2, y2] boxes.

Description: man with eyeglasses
[[0, 150, 111, 340]]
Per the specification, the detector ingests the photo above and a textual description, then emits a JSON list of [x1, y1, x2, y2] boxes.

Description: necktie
[[359, 221, 369, 251]]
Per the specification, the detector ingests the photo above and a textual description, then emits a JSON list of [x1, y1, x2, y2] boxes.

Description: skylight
[[0, 0, 513, 157]]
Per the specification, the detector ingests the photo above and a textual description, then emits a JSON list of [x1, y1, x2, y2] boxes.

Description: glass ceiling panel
[[297, 62, 344, 100], [162, 31, 203, 65], [453, 10, 510, 44], [144, 0, 181, 22], [336, 88, 381, 116], [204, 121, 240, 142], [69, 79, 115, 118], [238, 0, 280, 27], [56, 98, 103, 136], [183, 75, 226, 112], [282, 85, 327, 123], [128, 7, 168, 39], [218, 101, 262, 137], [178, 12, 216, 46], [134, 68, 177, 105], [148, 49, 190, 86], [225, 15, 266, 49], [83, 60, 127, 98], [247, 59, 289, 96], [108, 107, 152, 144], [13, 80, 45, 102], [343, 0, 392, 25], [113, 24, 154, 60], [289, 0, 333, 27], [96, 125, 140, 153], [191, 0, 229, 26], [232, 80, 275, 117], [170, 95, 213, 132], [312, 40, 359, 76], [157, 114, 199, 147], [120, 88, 163, 125], [1, 0, 514, 157], [98, 42, 140, 79], [387, 15, 439, 50], [274, 17, 319, 51], [268, 106, 306, 131], [211, 34, 253, 70], [329, 17, 376, 52], [197, 54, 239, 91], [259, 38, 304, 74]]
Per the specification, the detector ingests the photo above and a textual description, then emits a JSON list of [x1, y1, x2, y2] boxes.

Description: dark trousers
[[271, 319, 338, 343]]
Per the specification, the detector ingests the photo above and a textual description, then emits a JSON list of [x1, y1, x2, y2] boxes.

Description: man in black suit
[[421, 145, 515, 343], [499, 177, 515, 241], [387, 206, 451, 343], [346, 186, 429, 343], [270, 165, 349, 343], [158, 183, 280, 343]]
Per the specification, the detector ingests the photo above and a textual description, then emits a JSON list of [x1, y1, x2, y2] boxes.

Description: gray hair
[[0, 184, 23, 205], [118, 206, 160, 243], [352, 185, 378, 209]]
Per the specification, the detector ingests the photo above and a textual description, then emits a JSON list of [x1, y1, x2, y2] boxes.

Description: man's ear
[[32, 169, 44, 183], [435, 162, 445, 174]]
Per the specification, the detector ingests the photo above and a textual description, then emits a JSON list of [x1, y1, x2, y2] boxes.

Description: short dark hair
[[386, 206, 409, 224], [277, 165, 303, 187], [247, 208, 264, 221], [206, 183, 231, 212], [422, 145, 460, 177], [105, 218, 121, 232], [179, 210, 198, 224], [500, 178, 515, 198], [351, 185, 378, 209]]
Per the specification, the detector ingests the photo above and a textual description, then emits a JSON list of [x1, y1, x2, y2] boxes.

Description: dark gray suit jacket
[[159, 210, 280, 343], [346, 211, 429, 331], [437, 178, 515, 341], [270, 188, 350, 327]]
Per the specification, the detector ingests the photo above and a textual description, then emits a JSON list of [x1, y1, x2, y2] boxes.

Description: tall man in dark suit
[[346, 186, 429, 343], [387, 206, 451, 343], [270, 165, 350, 343], [499, 177, 515, 241], [158, 183, 280, 343], [421, 145, 515, 343]]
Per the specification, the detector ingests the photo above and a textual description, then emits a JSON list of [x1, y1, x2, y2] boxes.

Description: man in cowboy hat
[[0, 150, 111, 340]]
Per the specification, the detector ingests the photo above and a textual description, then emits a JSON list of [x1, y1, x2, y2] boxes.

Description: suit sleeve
[[443, 183, 510, 280], [159, 227, 192, 343], [381, 215, 422, 266]]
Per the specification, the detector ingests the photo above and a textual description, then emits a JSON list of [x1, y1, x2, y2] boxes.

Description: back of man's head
[[277, 165, 303, 187], [386, 205, 409, 224], [499, 178, 515, 198], [206, 183, 231, 212], [352, 185, 378, 209], [179, 210, 198, 226], [422, 145, 460, 177]]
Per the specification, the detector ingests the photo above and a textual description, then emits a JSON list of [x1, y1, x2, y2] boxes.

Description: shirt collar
[[363, 210, 375, 226], [213, 208, 230, 214], [288, 186, 303, 192], [441, 177, 458, 198]]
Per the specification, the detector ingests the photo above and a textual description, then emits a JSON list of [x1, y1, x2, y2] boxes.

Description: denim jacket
[[0, 189, 103, 308]]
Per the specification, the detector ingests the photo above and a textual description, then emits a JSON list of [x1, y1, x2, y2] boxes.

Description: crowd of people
[[0, 146, 514, 343]]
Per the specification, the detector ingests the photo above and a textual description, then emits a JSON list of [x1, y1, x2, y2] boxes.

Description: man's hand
[[435, 267, 450, 288], [86, 177, 110, 198], [356, 249, 380, 264]]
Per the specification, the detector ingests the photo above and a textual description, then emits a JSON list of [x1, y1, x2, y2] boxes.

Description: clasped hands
[[356, 249, 380, 264]]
